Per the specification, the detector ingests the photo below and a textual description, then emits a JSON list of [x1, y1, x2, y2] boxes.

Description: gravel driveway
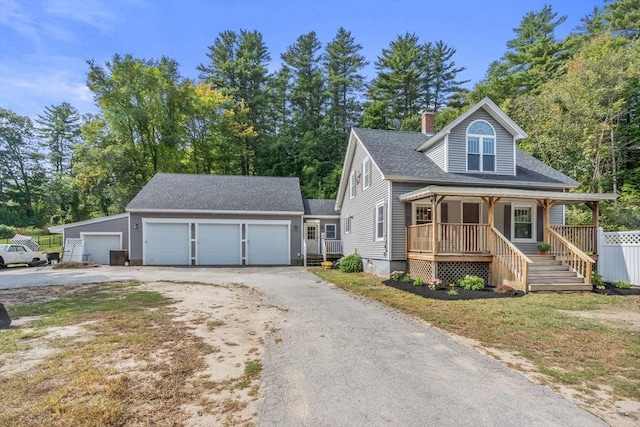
[[0, 265, 606, 426]]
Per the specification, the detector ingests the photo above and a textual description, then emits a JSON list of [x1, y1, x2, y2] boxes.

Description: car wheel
[[29, 258, 40, 267]]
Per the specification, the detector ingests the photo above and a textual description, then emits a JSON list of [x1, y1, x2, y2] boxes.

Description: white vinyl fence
[[597, 228, 640, 285]]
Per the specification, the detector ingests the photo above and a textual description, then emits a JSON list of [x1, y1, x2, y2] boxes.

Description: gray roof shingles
[[353, 128, 578, 188], [126, 173, 305, 212], [303, 199, 338, 216]]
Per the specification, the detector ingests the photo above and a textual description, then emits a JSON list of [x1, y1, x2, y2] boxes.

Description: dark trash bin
[[47, 252, 60, 265], [110, 250, 129, 266]]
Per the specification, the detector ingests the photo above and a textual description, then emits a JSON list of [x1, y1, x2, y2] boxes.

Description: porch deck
[[407, 223, 596, 292]]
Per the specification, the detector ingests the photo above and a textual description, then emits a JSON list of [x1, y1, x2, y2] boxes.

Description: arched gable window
[[466, 120, 495, 172]]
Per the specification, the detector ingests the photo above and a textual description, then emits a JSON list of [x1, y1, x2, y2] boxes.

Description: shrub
[[413, 278, 425, 286], [391, 271, 405, 281], [616, 281, 632, 289], [400, 274, 412, 283], [339, 253, 363, 273], [447, 289, 458, 296], [458, 275, 485, 291], [0, 224, 14, 239], [592, 270, 604, 288]]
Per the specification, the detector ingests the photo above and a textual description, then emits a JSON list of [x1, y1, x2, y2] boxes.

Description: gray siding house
[[335, 98, 615, 292]]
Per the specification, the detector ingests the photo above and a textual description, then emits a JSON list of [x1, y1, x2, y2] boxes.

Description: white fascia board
[[303, 215, 340, 219], [128, 209, 304, 216], [48, 212, 129, 233], [142, 218, 292, 225], [335, 129, 359, 211], [399, 185, 617, 203], [383, 175, 577, 190]]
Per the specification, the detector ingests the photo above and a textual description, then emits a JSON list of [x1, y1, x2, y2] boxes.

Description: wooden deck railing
[[548, 227, 594, 284], [438, 224, 489, 253], [490, 226, 531, 292], [407, 223, 489, 254], [550, 225, 595, 254], [407, 223, 433, 252]]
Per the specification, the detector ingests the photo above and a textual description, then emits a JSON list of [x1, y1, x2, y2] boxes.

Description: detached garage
[[49, 213, 129, 265], [50, 174, 307, 267], [127, 174, 304, 266]]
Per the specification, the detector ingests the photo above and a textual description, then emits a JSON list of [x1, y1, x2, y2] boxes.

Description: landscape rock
[[0, 303, 11, 328]]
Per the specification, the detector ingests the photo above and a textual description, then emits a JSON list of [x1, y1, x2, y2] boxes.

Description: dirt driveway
[[1, 266, 608, 426]]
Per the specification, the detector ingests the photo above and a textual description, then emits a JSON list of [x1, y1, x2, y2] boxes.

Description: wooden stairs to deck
[[306, 254, 324, 267], [526, 255, 592, 292]]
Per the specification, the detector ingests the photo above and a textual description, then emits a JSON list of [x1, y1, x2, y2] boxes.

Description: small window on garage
[[325, 224, 336, 239]]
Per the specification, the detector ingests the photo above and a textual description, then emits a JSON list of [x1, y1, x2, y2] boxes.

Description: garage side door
[[247, 224, 289, 265], [198, 224, 241, 265], [145, 223, 189, 265], [83, 234, 121, 265]]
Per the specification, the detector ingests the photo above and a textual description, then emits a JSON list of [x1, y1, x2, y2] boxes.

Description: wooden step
[[529, 271, 581, 279], [528, 283, 593, 292], [528, 277, 586, 284]]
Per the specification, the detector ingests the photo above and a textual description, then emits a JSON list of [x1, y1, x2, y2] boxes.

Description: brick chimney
[[421, 110, 435, 135]]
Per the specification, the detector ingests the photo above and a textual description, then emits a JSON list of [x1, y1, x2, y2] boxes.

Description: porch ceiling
[[398, 185, 617, 204]]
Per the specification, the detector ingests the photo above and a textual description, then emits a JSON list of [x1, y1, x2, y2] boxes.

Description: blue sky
[[1, 0, 601, 119]]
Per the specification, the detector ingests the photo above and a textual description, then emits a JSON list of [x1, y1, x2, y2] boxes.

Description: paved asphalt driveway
[[1, 265, 606, 426]]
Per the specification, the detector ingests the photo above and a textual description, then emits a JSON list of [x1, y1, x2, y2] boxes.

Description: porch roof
[[398, 185, 618, 204]]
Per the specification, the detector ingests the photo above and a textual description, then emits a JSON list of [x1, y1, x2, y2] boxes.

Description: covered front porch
[[400, 186, 616, 292]]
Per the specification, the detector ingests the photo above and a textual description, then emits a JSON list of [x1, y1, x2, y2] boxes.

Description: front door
[[305, 223, 320, 254], [462, 202, 481, 252]]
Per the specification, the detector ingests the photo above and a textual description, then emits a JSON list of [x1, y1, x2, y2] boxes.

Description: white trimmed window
[[325, 224, 336, 239], [415, 204, 433, 224], [363, 158, 371, 189], [349, 171, 356, 199], [512, 205, 535, 241], [375, 202, 385, 241], [467, 120, 495, 172], [344, 216, 351, 234]]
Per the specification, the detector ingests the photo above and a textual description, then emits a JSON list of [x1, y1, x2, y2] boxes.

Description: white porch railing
[[322, 240, 343, 261]]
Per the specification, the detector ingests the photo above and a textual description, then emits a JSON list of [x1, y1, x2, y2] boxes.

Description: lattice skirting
[[437, 262, 490, 286], [408, 259, 435, 281]]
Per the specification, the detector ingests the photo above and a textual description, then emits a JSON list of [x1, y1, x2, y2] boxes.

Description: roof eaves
[[48, 212, 129, 233], [384, 174, 578, 189]]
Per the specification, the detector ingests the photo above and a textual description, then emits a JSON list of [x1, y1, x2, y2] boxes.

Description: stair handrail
[[303, 240, 307, 267], [547, 227, 594, 284], [490, 226, 532, 292]]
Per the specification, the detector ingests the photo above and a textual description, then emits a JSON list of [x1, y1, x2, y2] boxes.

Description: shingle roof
[[126, 173, 305, 213], [303, 199, 338, 216], [352, 128, 579, 189]]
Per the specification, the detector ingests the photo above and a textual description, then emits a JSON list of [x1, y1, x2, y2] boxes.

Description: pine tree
[[35, 102, 81, 174]]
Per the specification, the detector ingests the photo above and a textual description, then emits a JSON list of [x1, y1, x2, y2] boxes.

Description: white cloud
[[43, 0, 115, 32], [0, 58, 97, 118], [0, 0, 42, 47]]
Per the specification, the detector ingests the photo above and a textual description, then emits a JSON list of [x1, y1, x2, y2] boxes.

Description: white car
[[0, 244, 48, 267]]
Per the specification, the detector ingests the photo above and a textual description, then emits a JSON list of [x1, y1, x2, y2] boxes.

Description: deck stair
[[306, 254, 324, 267], [526, 254, 592, 292]]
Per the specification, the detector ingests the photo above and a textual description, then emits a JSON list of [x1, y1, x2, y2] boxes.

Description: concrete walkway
[[0, 266, 606, 426]]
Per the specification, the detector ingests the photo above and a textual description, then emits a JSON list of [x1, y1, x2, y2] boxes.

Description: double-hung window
[[349, 171, 356, 199], [325, 224, 336, 239], [467, 120, 495, 172], [513, 205, 534, 240], [362, 158, 371, 189], [344, 216, 351, 234], [375, 202, 385, 241]]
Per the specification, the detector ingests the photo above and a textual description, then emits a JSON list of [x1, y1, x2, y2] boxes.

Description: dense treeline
[[1, 0, 638, 230]]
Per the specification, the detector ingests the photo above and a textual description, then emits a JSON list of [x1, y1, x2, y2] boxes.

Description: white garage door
[[247, 224, 289, 265], [82, 234, 121, 265], [145, 223, 189, 265], [198, 224, 241, 265]]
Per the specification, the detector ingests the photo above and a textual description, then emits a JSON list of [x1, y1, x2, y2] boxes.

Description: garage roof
[[126, 173, 305, 214]]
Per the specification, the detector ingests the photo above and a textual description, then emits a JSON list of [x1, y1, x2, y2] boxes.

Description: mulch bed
[[593, 283, 640, 296], [383, 279, 525, 300]]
